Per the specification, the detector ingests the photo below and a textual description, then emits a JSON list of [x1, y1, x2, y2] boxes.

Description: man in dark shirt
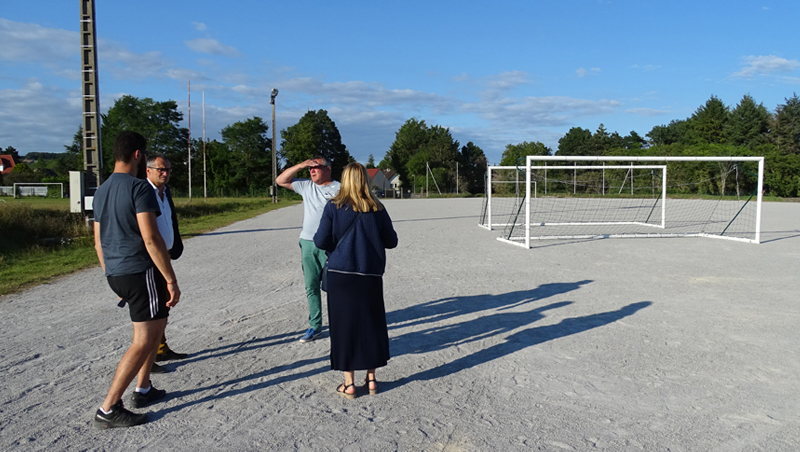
[[91, 131, 181, 429]]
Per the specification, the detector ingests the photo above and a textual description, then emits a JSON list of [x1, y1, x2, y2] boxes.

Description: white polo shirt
[[147, 179, 174, 251]]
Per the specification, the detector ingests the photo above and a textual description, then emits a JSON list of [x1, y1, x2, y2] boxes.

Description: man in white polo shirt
[[277, 156, 341, 342], [145, 155, 187, 366]]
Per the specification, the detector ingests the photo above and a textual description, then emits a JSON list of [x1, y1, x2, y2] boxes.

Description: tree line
[[1, 95, 353, 197], [544, 93, 800, 197], [2, 92, 799, 198]]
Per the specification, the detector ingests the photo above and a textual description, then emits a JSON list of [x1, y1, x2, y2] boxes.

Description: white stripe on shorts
[[145, 267, 158, 318]]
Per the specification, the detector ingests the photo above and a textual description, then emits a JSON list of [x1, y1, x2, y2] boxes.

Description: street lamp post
[[270, 89, 278, 203]]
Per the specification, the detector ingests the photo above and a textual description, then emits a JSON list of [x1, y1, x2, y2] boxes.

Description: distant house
[[366, 168, 391, 194], [0, 155, 16, 176], [385, 171, 401, 192]]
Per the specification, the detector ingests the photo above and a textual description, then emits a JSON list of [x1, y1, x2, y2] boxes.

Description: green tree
[[2, 146, 21, 164], [458, 141, 488, 194], [622, 131, 646, 149], [764, 150, 800, 196], [406, 151, 430, 181], [384, 118, 429, 189], [366, 154, 376, 169], [500, 141, 552, 166], [378, 155, 392, 170], [63, 126, 84, 172], [281, 109, 352, 180], [220, 117, 272, 193], [772, 93, 800, 155], [204, 139, 235, 195], [426, 125, 460, 190], [647, 120, 688, 146], [726, 94, 772, 149], [588, 124, 624, 155], [685, 95, 729, 145], [101, 95, 189, 185], [556, 127, 592, 155], [5, 162, 39, 185]]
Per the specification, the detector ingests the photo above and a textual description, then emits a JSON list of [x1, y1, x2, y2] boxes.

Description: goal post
[[490, 155, 764, 247], [479, 166, 535, 230]]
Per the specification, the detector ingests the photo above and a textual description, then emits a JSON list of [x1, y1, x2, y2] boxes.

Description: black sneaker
[[93, 400, 147, 429], [150, 363, 168, 373], [129, 383, 167, 408], [155, 349, 189, 362]]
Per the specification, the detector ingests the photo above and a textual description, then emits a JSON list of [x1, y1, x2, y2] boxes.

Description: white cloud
[[0, 19, 191, 82], [0, 18, 75, 65], [185, 38, 242, 58], [165, 68, 210, 82], [630, 64, 659, 71], [626, 107, 670, 117], [99, 40, 171, 80], [193, 22, 208, 32], [465, 95, 620, 128], [576, 67, 601, 77], [733, 55, 800, 78], [484, 70, 530, 90], [0, 80, 80, 153]]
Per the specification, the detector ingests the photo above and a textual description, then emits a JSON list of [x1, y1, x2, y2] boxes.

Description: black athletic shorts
[[107, 267, 169, 322]]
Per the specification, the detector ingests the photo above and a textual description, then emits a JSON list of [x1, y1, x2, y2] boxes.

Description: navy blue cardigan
[[313, 202, 398, 276]]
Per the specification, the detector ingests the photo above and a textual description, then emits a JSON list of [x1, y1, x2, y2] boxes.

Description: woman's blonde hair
[[332, 162, 384, 212]]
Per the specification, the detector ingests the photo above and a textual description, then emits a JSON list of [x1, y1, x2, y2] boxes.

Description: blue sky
[[2, 1, 799, 165]]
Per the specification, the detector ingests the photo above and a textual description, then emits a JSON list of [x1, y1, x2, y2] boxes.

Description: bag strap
[[336, 212, 362, 248]]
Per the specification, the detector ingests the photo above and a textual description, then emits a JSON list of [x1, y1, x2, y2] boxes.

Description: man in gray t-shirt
[[91, 131, 181, 429], [277, 156, 341, 342]]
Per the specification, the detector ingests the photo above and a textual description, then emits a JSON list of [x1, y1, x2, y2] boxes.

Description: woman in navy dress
[[314, 163, 398, 398]]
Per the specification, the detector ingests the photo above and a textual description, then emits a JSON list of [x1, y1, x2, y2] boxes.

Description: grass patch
[[0, 197, 298, 296]]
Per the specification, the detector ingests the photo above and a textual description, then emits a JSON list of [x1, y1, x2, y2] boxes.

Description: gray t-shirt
[[93, 173, 161, 276], [292, 179, 341, 241]]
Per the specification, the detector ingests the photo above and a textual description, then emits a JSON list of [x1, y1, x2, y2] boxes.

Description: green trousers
[[299, 239, 326, 331]]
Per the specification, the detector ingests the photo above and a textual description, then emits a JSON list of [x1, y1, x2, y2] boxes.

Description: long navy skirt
[[326, 271, 390, 371]]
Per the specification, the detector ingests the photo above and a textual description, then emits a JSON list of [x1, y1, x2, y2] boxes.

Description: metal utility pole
[[188, 80, 192, 201], [74, 0, 102, 215], [270, 89, 278, 203], [203, 91, 207, 200]]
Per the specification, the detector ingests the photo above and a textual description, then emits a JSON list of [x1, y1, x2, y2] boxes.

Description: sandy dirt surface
[[2, 198, 799, 451]]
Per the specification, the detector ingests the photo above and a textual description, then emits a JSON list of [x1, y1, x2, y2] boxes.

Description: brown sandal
[[364, 378, 378, 395], [337, 383, 356, 399]]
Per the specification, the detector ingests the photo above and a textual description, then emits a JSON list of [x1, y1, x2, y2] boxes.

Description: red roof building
[[0, 155, 16, 176]]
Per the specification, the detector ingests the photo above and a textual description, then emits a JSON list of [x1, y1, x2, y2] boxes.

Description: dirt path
[[2, 198, 799, 451]]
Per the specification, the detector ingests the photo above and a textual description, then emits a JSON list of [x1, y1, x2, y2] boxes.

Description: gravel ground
[[1, 198, 799, 451]]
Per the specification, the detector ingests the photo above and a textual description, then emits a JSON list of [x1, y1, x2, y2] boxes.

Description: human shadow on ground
[[157, 329, 306, 372], [186, 226, 301, 238], [384, 283, 650, 389], [151, 355, 329, 419], [392, 214, 478, 223], [150, 329, 331, 416], [387, 281, 592, 332]]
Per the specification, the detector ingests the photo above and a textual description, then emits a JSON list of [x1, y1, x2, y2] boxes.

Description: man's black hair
[[113, 131, 147, 163]]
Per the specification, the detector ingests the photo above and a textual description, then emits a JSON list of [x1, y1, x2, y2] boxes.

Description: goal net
[[484, 156, 764, 247], [479, 166, 531, 230]]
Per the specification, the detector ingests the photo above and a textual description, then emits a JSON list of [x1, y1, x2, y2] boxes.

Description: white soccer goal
[[479, 166, 535, 230], [486, 156, 764, 247], [13, 182, 64, 198]]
